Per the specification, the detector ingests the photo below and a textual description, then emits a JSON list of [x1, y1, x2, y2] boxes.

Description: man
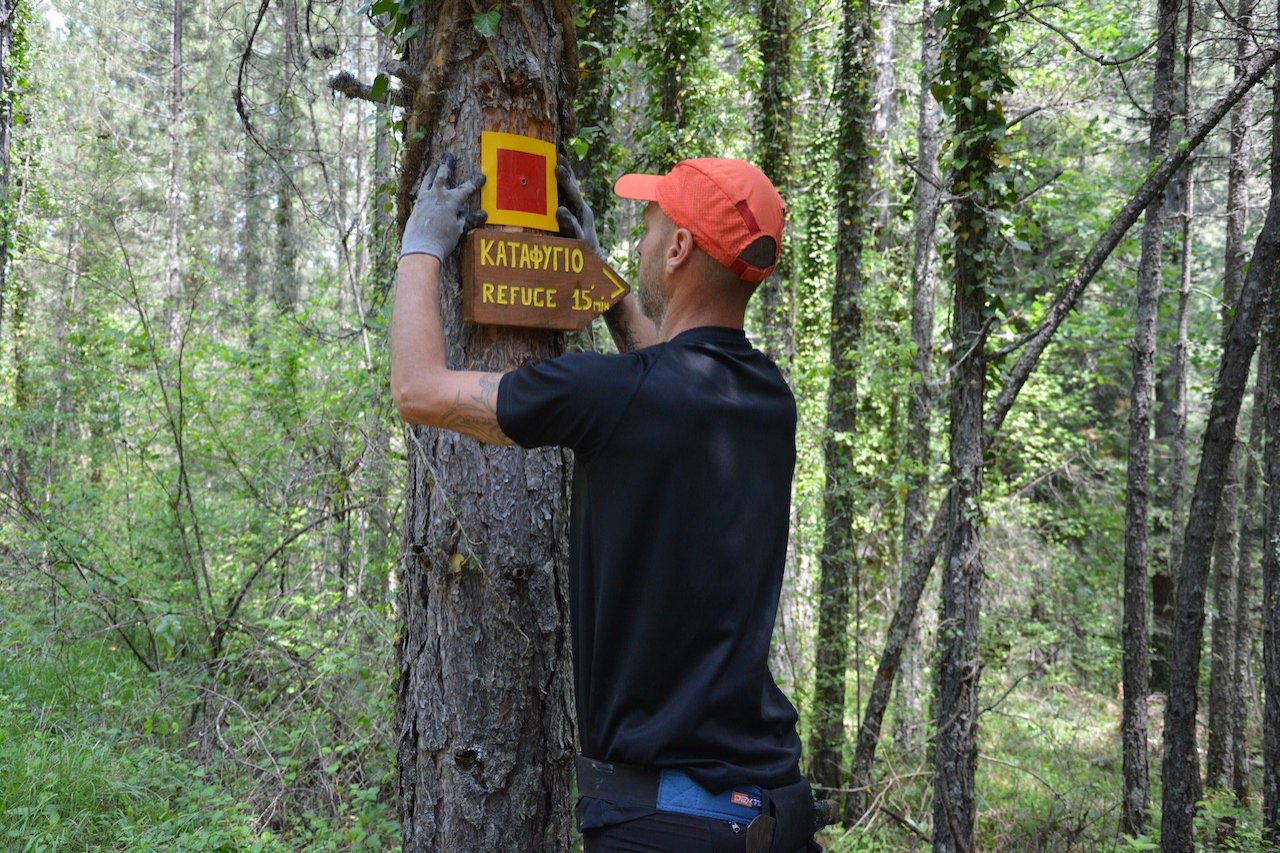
[[390, 156, 821, 852]]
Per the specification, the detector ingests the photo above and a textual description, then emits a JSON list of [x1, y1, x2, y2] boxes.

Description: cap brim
[[613, 173, 664, 202]]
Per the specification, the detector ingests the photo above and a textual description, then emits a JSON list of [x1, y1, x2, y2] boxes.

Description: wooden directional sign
[[462, 228, 631, 331]]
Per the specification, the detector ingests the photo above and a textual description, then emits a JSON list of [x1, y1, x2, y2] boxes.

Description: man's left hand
[[555, 156, 602, 258]]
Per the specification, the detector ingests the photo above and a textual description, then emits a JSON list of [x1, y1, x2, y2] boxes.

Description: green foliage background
[[0, 0, 1276, 848]]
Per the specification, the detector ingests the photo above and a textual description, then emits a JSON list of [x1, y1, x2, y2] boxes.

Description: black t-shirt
[[497, 326, 802, 793]]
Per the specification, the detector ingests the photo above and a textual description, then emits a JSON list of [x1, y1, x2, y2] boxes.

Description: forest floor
[[1, 594, 1273, 851]]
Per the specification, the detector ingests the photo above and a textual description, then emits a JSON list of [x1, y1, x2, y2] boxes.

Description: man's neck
[[657, 283, 747, 342]]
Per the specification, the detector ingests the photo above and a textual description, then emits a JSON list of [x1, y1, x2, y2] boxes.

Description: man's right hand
[[400, 158, 486, 261]]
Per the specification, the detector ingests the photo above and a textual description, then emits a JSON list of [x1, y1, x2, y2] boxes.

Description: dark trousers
[[582, 811, 821, 853], [582, 811, 749, 852]]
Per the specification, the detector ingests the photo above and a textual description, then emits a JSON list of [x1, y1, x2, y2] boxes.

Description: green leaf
[[473, 10, 500, 37], [930, 83, 954, 103], [400, 24, 421, 41], [370, 73, 388, 101], [371, 0, 397, 15]]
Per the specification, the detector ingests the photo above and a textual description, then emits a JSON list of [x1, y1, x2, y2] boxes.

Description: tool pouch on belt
[[749, 777, 816, 853]]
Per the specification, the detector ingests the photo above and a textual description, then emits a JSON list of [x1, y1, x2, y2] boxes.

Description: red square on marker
[[496, 148, 548, 215], [481, 130, 558, 231]]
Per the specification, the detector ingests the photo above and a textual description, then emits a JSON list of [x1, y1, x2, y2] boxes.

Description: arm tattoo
[[605, 312, 642, 354], [439, 372, 515, 445]]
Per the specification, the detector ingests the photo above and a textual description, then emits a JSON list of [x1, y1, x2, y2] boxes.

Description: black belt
[[574, 755, 763, 822], [573, 755, 835, 852], [574, 755, 661, 806]]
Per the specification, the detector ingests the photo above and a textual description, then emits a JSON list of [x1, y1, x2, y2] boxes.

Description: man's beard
[[638, 270, 666, 324]]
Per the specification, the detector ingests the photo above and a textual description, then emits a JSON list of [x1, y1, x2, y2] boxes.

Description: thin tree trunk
[[808, 0, 873, 795], [1120, 0, 1178, 834], [1161, 52, 1280, 849], [1207, 434, 1243, 793], [1265, 283, 1280, 846], [392, 2, 579, 849], [1237, 358, 1265, 801], [756, 0, 794, 369], [932, 0, 1007, 844], [1263, 33, 1280, 841], [848, 0, 941, 818], [641, 0, 709, 169], [164, 0, 185, 343], [1202, 0, 1246, 795], [0, 0, 17, 342], [362, 27, 396, 607], [575, 0, 622, 228], [1226, 0, 1259, 803], [869, 0, 896, 248]]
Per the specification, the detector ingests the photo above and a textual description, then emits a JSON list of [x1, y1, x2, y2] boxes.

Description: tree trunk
[[574, 0, 622, 230], [932, 0, 1007, 844], [869, 0, 896, 249], [755, 0, 794, 369], [1207, 434, 1243, 793], [164, 0, 185, 343], [807, 0, 873, 796], [1226, 0, 1259, 803], [1160, 53, 1280, 850], [1265, 281, 1280, 846], [1120, 0, 1178, 834], [393, 3, 579, 849], [1202, 0, 1246, 795], [1236, 358, 1265, 802], [0, 0, 17, 342], [847, 0, 942, 817], [1263, 39, 1280, 844], [639, 0, 710, 169]]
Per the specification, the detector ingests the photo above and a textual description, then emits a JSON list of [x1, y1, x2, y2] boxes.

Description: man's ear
[[666, 227, 696, 271]]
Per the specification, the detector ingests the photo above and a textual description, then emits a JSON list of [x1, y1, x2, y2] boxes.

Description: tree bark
[[1265, 278, 1280, 847], [932, 0, 1006, 844], [574, 0, 622, 229], [808, 0, 873, 795], [0, 0, 17, 342], [1160, 52, 1280, 850], [755, 0, 794, 369], [640, 0, 710, 169], [1119, 0, 1178, 835], [1226, 0, 1259, 803], [163, 0, 185, 343], [847, 0, 942, 818], [393, 3, 579, 849], [1263, 39, 1280, 844], [1202, 0, 1247, 796], [1236, 359, 1265, 802]]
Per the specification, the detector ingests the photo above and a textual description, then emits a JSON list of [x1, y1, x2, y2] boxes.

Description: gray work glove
[[555, 156, 602, 258], [400, 158, 487, 261]]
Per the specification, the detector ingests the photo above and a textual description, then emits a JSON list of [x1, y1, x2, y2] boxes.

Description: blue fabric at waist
[[655, 769, 762, 823]]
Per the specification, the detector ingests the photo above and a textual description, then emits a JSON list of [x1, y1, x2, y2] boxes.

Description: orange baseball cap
[[613, 159, 785, 284]]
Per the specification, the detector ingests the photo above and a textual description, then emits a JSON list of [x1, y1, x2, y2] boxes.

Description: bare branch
[[328, 70, 408, 107], [382, 57, 424, 88]]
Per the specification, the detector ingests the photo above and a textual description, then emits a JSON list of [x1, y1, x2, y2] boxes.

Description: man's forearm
[[604, 294, 657, 353], [391, 254, 447, 383], [388, 255, 512, 444]]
